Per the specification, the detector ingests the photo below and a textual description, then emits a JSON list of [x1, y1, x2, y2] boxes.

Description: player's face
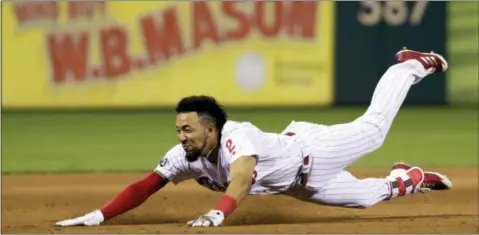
[[175, 112, 215, 162]]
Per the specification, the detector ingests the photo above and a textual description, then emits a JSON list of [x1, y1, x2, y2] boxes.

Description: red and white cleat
[[386, 166, 425, 199], [391, 162, 453, 191], [405, 167, 425, 194], [396, 47, 449, 73]]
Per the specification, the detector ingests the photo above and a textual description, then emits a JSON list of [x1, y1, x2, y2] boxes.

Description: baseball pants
[[281, 60, 429, 208]]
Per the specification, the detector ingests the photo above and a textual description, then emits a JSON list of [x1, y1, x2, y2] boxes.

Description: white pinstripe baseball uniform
[[155, 120, 305, 195], [280, 60, 430, 207], [155, 60, 430, 208]]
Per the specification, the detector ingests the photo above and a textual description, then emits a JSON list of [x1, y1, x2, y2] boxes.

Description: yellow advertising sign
[[2, 1, 334, 108]]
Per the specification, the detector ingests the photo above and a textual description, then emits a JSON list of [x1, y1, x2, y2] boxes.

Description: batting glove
[[56, 209, 104, 227], [187, 210, 225, 227]]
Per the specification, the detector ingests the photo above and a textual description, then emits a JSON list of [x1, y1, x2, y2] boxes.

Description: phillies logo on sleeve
[[160, 158, 168, 167]]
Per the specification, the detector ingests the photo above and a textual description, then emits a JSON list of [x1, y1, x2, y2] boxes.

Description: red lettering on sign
[[286, 2, 318, 38], [193, 2, 221, 49], [69, 2, 106, 19], [13, 2, 58, 24], [255, 2, 284, 37], [47, 33, 89, 83], [100, 27, 131, 78], [42, 2, 319, 84], [141, 7, 185, 63], [222, 2, 250, 41]]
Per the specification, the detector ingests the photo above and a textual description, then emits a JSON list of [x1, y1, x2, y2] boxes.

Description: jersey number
[[226, 139, 236, 155]]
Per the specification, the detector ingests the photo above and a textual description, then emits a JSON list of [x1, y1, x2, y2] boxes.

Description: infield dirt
[[2, 168, 478, 234]]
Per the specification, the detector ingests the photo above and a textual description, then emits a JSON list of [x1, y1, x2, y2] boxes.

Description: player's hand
[[55, 210, 104, 227], [187, 210, 225, 227]]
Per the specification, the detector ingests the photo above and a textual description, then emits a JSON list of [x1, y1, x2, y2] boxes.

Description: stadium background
[[2, 1, 478, 233]]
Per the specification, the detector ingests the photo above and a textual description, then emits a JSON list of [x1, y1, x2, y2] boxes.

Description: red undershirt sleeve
[[100, 172, 167, 220]]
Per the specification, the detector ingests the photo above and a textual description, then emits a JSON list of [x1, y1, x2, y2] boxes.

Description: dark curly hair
[[175, 95, 228, 134]]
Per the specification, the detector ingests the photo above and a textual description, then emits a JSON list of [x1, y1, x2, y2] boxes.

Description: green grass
[[448, 2, 479, 105], [2, 108, 477, 173]]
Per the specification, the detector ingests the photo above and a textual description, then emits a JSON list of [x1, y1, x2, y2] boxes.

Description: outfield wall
[[334, 1, 447, 105], [2, 2, 477, 110]]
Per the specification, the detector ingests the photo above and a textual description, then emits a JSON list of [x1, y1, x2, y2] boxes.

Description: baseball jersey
[[154, 120, 305, 195]]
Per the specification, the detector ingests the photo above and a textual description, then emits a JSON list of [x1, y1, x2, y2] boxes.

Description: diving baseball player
[[56, 48, 453, 228]]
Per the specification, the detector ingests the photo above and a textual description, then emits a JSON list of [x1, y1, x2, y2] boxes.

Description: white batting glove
[[56, 210, 104, 227], [187, 210, 225, 227]]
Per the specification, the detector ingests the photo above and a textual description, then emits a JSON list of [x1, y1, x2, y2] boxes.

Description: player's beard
[[185, 132, 209, 162], [185, 150, 201, 162]]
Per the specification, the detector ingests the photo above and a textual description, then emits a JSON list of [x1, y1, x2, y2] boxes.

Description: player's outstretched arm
[[187, 155, 257, 227], [55, 172, 168, 227], [221, 155, 257, 207]]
